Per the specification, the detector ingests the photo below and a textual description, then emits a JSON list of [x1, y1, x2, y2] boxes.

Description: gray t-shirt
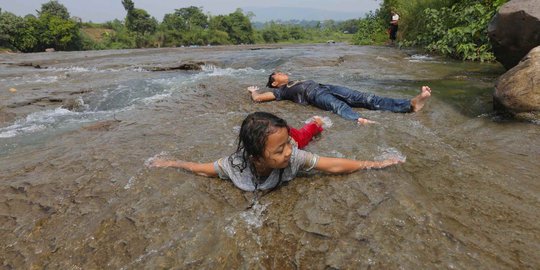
[[213, 147, 319, 191]]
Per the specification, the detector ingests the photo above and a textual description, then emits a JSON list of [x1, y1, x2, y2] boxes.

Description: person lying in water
[[150, 112, 403, 192], [247, 72, 432, 125]]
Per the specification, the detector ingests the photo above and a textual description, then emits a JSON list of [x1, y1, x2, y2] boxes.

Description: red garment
[[289, 122, 324, 149]]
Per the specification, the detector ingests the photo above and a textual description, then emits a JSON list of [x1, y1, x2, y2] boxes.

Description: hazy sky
[[0, 0, 381, 22]]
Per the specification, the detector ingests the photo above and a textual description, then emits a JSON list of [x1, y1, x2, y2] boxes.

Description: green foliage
[[38, 0, 70, 20], [211, 9, 255, 44], [12, 15, 40, 52], [339, 19, 361, 34], [121, 0, 134, 12], [380, 0, 508, 61], [259, 23, 308, 43], [0, 1, 83, 52], [161, 6, 209, 46], [0, 10, 24, 49], [125, 8, 157, 35], [206, 29, 231, 45], [353, 11, 387, 45], [2, 1, 367, 52], [162, 6, 208, 32], [39, 14, 81, 50], [100, 20, 136, 49], [82, 22, 108, 28], [121, 0, 157, 45], [79, 30, 106, 50], [118, 0, 157, 48]]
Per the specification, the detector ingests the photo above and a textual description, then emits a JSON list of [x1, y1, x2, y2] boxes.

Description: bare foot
[[411, 86, 431, 112]]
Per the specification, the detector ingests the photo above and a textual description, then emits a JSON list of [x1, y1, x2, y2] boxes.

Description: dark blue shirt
[[270, 80, 321, 105]]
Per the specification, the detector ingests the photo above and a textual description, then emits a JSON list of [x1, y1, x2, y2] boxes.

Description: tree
[[3, 1, 82, 52], [162, 6, 208, 31], [34, 1, 82, 51], [12, 15, 40, 52], [121, 0, 134, 12], [120, 0, 157, 47], [0, 10, 24, 48], [40, 15, 81, 50], [339, 19, 360, 34], [205, 29, 230, 45], [210, 9, 254, 44], [161, 6, 209, 46], [101, 19, 136, 49], [38, 0, 70, 20], [126, 9, 157, 34]]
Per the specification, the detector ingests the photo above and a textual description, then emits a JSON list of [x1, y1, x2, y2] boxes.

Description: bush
[[353, 11, 387, 45], [385, 0, 508, 61]]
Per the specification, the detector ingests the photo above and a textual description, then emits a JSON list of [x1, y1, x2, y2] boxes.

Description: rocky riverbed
[[1, 44, 538, 269]]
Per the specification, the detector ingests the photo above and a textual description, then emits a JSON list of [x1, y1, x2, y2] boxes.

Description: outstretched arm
[[150, 158, 218, 177], [247, 86, 276, 102], [314, 156, 402, 174]]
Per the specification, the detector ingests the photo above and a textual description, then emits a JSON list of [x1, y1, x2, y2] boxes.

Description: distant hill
[[243, 6, 368, 22]]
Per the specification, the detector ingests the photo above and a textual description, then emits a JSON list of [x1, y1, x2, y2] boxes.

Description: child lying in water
[[150, 112, 402, 191]]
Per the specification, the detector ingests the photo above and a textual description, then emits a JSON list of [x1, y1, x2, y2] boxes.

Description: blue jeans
[[308, 85, 412, 121]]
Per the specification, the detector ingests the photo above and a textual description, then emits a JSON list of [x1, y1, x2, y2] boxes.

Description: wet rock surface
[[146, 61, 206, 71], [0, 44, 538, 269]]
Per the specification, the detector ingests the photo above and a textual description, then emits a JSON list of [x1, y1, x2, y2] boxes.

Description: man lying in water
[[248, 72, 431, 125]]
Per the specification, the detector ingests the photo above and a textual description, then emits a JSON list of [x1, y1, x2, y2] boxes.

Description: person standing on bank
[[247, 72, 431, 125], [389, 11, 399, 45]]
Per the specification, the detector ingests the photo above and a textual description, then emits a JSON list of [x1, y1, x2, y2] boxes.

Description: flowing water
[[0, 44, 538, 269]]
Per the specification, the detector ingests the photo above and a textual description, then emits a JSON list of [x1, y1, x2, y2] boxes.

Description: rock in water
[[488, 0, 540, 70], [62, 98, 86, 112], [494, 46, 540, 121]]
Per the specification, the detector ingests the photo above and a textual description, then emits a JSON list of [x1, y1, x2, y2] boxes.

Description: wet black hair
[[230, 112, 289, 173], [266, 72, 277, 88]]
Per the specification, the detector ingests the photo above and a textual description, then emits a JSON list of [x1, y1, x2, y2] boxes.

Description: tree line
[[0, 0, 508, 62], [0, 0, 358, 52]]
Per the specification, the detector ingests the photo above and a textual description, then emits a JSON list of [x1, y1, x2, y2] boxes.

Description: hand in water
[[380, 157, 404, 168], [387, 157, 404, 165], [149, 158, 173, 168], [247, 86, 259, 93], [358, 118, 378, 125]]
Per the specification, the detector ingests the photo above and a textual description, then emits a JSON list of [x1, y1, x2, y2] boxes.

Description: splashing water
[[239, 201, 270, 229], [374, 147, 407, 162], [144, 151, 172, 167], [304, 116, 333, 129]]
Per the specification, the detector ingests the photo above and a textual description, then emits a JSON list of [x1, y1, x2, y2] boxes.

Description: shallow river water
[[0, 44, 538, 269]]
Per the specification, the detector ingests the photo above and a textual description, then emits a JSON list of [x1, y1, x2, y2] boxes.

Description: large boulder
[[494, 46, 540, 121], [488, 0, 540, 70]]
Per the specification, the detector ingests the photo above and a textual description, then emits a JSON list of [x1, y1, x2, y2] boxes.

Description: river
[[0, 44, 538, 269]]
